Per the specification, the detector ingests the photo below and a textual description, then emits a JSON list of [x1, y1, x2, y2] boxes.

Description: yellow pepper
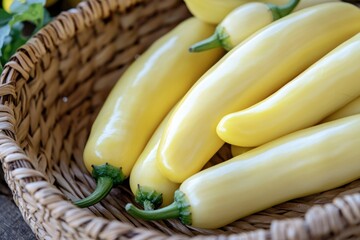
[[217, 33, 360, 147], [183, 0, 287, 24], [73, 18, 223, 207], [130, 105, 235, 210], [129, 108, 179, 209], [232, 97, 360, 157], [157, 2, 360, 184], [127, 114, 360, 229], [232, 75, 360, 156], [190, 0, 340, 52]]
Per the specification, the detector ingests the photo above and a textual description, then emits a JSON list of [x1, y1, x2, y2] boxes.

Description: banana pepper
[[232, 67, 360, 156], [129, 107, 179, 210], [129, 104, 230, 210], [190, 0, 341, 52], [73, 18, 223, 207], [183, 0, 287, 24]]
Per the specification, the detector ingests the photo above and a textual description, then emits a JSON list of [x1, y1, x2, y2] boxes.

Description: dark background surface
[[0, 168, 36, 240]]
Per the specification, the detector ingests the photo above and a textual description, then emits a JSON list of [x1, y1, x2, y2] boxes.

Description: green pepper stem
[[126, 190, 192, 225], [189, 32, 222, 53], [268, 0, 300, 20], [135, 185, 163, 210], [73, 163, 125, 208], [74, 176, 113, 208], [126, 202, 180, 221]]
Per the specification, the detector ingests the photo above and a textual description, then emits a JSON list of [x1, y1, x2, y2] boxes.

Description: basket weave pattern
[[1, 0, 360, 239]]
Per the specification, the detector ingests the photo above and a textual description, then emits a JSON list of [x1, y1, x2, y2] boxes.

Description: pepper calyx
[[92, 163, 125, 186], [174, 190, 192, 226], [215, 26, 232, 51], [268, 0, 300, 21], [135, 185, 163, 210]]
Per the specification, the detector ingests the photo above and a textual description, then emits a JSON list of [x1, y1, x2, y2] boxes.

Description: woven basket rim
[[1, 0, 360, 239]]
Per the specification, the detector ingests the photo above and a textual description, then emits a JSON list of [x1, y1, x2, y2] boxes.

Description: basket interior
[[2, 0, 360, 239]]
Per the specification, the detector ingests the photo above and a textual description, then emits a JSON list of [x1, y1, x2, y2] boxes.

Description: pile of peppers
[[73, 0, 360, 230]]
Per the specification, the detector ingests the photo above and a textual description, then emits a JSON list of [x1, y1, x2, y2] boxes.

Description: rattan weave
[[1, 0, 360, 239]]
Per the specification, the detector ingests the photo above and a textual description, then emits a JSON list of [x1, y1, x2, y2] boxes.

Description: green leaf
[[0, 9, 13, 27]]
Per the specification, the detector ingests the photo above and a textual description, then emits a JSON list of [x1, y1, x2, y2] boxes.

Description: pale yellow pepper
[[217, 33, 360, 147], [129, 107, 179, 209], [127, 114, 360, 229], [190, 0, 340, 52], [74, 18, 223, 207], [183, 0, 286, 24], [232, 71, 360, 156], [157, 2, 360, 183], [130, 105, 235, 210], [232, 96, 360, 157]]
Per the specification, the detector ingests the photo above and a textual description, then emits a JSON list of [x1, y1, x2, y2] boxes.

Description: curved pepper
[[183, 0, 288, 25], [189, 0, 300, 52], [184, 0, 338, 25], [190, 0, 340, 52], [232, 77, 360, 157], [156, 2, 360, 184], [217, 33, 360, 147], [73, 18, 223, 207], [129, 105, 230, 210], [127, 114, 360, 229], [129, 107, 179, 210]]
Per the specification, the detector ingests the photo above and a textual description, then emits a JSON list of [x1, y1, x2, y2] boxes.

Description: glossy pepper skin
[[129, 108, 179, 209], [130, 104, 233, 210], [217, 33, 360, 147], [74, 18, 223, 207], [83, 17, 223, 176], [157, 2, 360, 184], [183, 0, 287, 24], [127, 114, 360, 229], [231, 78, 360, 157], [189, 0, 340, 52]]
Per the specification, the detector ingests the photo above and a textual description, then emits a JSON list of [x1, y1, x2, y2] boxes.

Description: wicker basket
[[1, 0, 360, 239]]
